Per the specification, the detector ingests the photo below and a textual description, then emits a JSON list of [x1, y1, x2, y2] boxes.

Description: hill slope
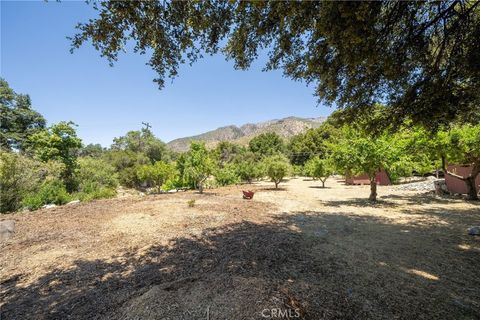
[[167, 116, 325, 152]]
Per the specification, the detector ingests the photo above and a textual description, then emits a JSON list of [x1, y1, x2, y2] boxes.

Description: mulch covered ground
[[1, 179, 479, 319]]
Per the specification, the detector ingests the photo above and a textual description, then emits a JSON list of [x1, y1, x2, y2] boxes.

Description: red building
[[445, 164, 480, 194], [345, 169, 391, 186]]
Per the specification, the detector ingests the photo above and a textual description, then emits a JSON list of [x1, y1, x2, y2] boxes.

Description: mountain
[[167, 116, 326, 152]]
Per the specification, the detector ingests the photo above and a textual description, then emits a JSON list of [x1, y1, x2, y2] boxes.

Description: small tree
[[137, 161, 176, 193], [409, 124, 480, 200], [330, 127, 397, 201], [305, 157, 334, 188], [263, 155, 290, 189], [444, 124, 480, 200], [183, 142, 214, 193]]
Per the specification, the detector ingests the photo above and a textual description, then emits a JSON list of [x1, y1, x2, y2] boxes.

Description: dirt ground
[[1, 177, 479, 319]]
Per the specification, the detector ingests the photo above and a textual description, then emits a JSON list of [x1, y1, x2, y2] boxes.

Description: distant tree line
[[1, 79, 479, 213]]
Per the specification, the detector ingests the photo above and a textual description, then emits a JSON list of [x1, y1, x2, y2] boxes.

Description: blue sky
[[1, 1, 332, 146]]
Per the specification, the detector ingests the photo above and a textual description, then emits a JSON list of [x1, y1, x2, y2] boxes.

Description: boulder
[[42, 204, 57, 209], [67, 200, 80, 205], [0, 220, 16, 241], [467, 226, 480, 236]]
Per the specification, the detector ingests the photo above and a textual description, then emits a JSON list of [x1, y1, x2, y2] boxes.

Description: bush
[[161, 178, 178, 191], [292, 165, 304, 177], [75, 185, 116, 202], [76, 157, 118, 189], [104, 150, 149, 187], [0, 151, 63, 213], [233, 152, 263, 183], [214, 164, 240, 186], [137, 161, 176, 193], [22, 179, 71, 210]]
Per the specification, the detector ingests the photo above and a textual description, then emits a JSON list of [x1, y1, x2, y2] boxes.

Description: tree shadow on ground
[[308, 186, 332, 189], [322, 191, 478, 209], [263, 187, 288, 191], [321, 198, 399, 208], [380, 192, 462, 205], [1, 209, 479, 319]]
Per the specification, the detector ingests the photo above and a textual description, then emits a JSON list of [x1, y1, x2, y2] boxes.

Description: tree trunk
[[369, 178, 377, 202], [275, 181, 279, 189], [465, 163, 479, 201], [321, 179, 326, 188], [465, 177, 478, 200], [443, 162, 479, 201]]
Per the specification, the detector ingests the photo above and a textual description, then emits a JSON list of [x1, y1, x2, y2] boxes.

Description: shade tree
[[71, 1, 480, 129], [330, 126, 406, 202], [0, 78, 46, 151], [249, 132, 285, 158], [27, 121, 82, 192]]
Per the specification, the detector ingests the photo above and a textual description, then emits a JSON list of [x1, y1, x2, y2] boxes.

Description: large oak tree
[[71, 1, 479, 128]]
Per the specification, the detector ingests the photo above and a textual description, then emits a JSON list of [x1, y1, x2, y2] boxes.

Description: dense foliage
[[28, 121, 83, 192], [0, 79, 46, 151], [137, 161, 176, 193], [248, 132, 285, 158]]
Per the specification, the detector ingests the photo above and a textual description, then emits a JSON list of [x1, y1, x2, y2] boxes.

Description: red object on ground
[[345, 169, 391, 186], [445, 164, 480, 194], [242, 190, 255, 199]]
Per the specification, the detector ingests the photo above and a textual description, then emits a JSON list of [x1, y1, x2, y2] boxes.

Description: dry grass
[[1, 178, 479, 319]]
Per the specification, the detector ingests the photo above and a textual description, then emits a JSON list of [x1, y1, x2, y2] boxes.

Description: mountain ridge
[[167, 116, 326, 152]]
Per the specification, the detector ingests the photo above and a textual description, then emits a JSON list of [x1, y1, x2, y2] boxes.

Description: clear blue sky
[[1, 0, 332, 147]]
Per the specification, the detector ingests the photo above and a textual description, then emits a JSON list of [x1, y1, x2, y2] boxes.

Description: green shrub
[[76, 157, 118, 189], [104, 150, 149, 187], [161, 178, 177, 191], [187, 199, 196, 207], [214, 164, 240, 186], [0, 151, 63, 213], [137, 161, 176, 193], [233, 152, 263, 183], [22, 179, 71, 210], [292, 165, 304, 177], [76, 187, 116, 202]]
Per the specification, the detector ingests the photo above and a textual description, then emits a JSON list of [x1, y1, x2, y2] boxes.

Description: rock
[[0, 220, 16, 241], [42, 204, 57, 209], [168, 189, 177, 193], [467, 226, 480, 236], [67, 200, 80, 205], [392, 178, 439, 192]]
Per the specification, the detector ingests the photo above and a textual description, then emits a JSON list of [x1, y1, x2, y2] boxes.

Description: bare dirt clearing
[[1, 178, 479, 319]]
